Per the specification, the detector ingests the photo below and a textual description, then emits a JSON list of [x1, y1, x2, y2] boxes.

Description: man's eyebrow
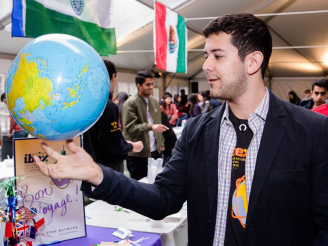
[[204, 48, 226, 54]]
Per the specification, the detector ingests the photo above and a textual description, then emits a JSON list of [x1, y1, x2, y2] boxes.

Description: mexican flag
[[12, 0, 117, 55], [154, 2, 187, 73]]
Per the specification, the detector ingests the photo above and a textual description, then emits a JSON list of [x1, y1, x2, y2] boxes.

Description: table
[[59, 225, 161, 246], [85, 200, 188, 246]]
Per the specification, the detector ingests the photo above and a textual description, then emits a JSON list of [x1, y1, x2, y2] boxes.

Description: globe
[[6, 34, 110, 141]]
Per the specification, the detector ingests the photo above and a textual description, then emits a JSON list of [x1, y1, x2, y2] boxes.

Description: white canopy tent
[[0, 0, 328, 102]]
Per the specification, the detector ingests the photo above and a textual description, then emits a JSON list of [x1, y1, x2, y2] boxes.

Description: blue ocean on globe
[[6, 34, 110, 141]]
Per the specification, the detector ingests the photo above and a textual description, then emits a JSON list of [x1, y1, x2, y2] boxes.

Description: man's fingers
[[67, 139, 81, 154], [41, 142, 62, 161], [34, 156, 49, 177]]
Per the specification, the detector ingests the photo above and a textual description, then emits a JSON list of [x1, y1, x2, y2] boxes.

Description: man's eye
[[204, 56, 208, 60], [215, 55, 222, 59]]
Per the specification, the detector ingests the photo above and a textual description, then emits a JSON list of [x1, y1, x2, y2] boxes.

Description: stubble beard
[[210, 63, 248, 101]]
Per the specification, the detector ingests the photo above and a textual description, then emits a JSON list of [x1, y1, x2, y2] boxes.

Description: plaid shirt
[[213, 89, 270, 246]]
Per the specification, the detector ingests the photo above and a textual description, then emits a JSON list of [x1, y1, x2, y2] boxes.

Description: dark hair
[[162, 94, 172, 110], [135, 71, 153, 88], [187, 94, 198, 114], [312, 79, 328, 91], [199, 91, 209, 101], [304, 89, 311, 94], [203, 13, 272, 78], [103, 60, 116, 80], [1, 93, 5, 102], [116, 92, 129, 130], [288, 91, 300, 105]]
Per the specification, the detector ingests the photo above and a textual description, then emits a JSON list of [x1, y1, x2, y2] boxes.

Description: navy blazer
[[82, 90, 328, 246]]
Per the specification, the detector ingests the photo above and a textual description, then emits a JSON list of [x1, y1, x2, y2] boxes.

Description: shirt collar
[[220, 87, 270, 124]]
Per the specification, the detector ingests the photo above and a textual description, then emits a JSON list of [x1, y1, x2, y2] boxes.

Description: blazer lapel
[[205, 105, 225, 225], [247, 92, 287, 223]]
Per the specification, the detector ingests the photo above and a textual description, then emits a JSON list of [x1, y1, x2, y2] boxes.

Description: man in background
[[122, 71, 167, 180], [83, 60, 143, 172]]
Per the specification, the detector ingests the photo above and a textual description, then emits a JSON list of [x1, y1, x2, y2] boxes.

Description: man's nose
[[202, 57, 213, 72]]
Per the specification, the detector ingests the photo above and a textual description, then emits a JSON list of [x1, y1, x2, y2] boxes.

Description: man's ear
[[246, 51, 263, 75]]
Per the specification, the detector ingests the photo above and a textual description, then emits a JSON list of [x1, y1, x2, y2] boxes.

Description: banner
[[12, 0, 117, 55], [154, 2, 187, 73], [14, 137, 86, 245]]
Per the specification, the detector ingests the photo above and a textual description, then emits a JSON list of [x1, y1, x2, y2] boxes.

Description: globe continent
[[6, 34, 110, 141]]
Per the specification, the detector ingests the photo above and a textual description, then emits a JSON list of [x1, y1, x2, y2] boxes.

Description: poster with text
[[14, 137, 86, 245]]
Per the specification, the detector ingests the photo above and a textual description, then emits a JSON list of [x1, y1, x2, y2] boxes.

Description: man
[[311, 79, 328, 109], [180, 89, 188, 106], [122, 71, 168, 180], [35, 13, 328, 246], [300, 79, 328, 109], [83, 60, 143, 172]]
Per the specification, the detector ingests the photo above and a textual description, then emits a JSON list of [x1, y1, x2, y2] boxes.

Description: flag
[[12, 0, 117, 55], [154, 2, 187, 73], [33, 215, 45, 232], [16, 220, 29, 237], [4, 222, 13, 237]]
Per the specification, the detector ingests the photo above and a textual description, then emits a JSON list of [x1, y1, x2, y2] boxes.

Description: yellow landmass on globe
[[236, 182, 248, 213], [7, 53, 54, 131], [62, 64, 88, 110], [68, 88, 77, 98]]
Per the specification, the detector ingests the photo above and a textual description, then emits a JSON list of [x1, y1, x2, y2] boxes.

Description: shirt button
[[221, 206, 225, 210], [219, 237, 222, 242], [224, 175, 228, 179]]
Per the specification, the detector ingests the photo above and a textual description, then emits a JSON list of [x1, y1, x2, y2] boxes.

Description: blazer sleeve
[[311, 116, 328, 245], [81, 120, 190, 220]]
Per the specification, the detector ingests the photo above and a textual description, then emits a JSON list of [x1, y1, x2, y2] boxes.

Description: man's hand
[[34, 139, 104, 187], [127, 141, 144, 153], [7, 133, 12, 139], [152, 124, 169, 133]]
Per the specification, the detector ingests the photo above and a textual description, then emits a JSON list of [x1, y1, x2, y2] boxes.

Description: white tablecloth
[[85, 200, 188, 246], [0, 163, 14, 180]]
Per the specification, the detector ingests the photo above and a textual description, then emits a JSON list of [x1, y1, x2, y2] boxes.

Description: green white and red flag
[[154, 2, 187, 73]]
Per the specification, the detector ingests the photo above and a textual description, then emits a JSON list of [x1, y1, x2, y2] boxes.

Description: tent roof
[[0, 0, 327, 79]]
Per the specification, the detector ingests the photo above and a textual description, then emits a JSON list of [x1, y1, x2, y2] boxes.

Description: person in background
[[299, 89, 313, 108], [173, 94, 188, 126], [198, 91, 211, 113], [187, 94, 201, 118], [111, 92, 119, 105], [123, 71, 168, 180], [288, 91, 301, 105], [83, 60, 143, 173], [161, 112, 177, 166], [160, 94, 178, 126], [180, 89, 188, 107], [311, 79, 328, 109], [116, 92, 129, 130], [1, 93, 28, 139]]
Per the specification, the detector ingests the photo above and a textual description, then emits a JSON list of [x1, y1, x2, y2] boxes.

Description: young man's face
[[138, 78, 154, 98], [312, 85, 328, 107], [202, 32, 248, 101]]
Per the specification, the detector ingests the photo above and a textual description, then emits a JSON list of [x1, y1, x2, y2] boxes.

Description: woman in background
[[160, 94, 178, 126], [173, 94, 188, 126], [198, 91, 211, 113], [187, 94, 201, 118], [288, 91, 301, 106]]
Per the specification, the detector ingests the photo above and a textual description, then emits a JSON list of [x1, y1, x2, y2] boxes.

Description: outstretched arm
[[34, 139, 103, 186]]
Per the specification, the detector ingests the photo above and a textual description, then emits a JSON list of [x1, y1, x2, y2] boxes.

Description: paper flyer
[[14, 137, 86, 245]]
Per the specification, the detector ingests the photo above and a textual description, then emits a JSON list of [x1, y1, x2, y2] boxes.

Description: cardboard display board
[[14, 138, 86, 245]]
